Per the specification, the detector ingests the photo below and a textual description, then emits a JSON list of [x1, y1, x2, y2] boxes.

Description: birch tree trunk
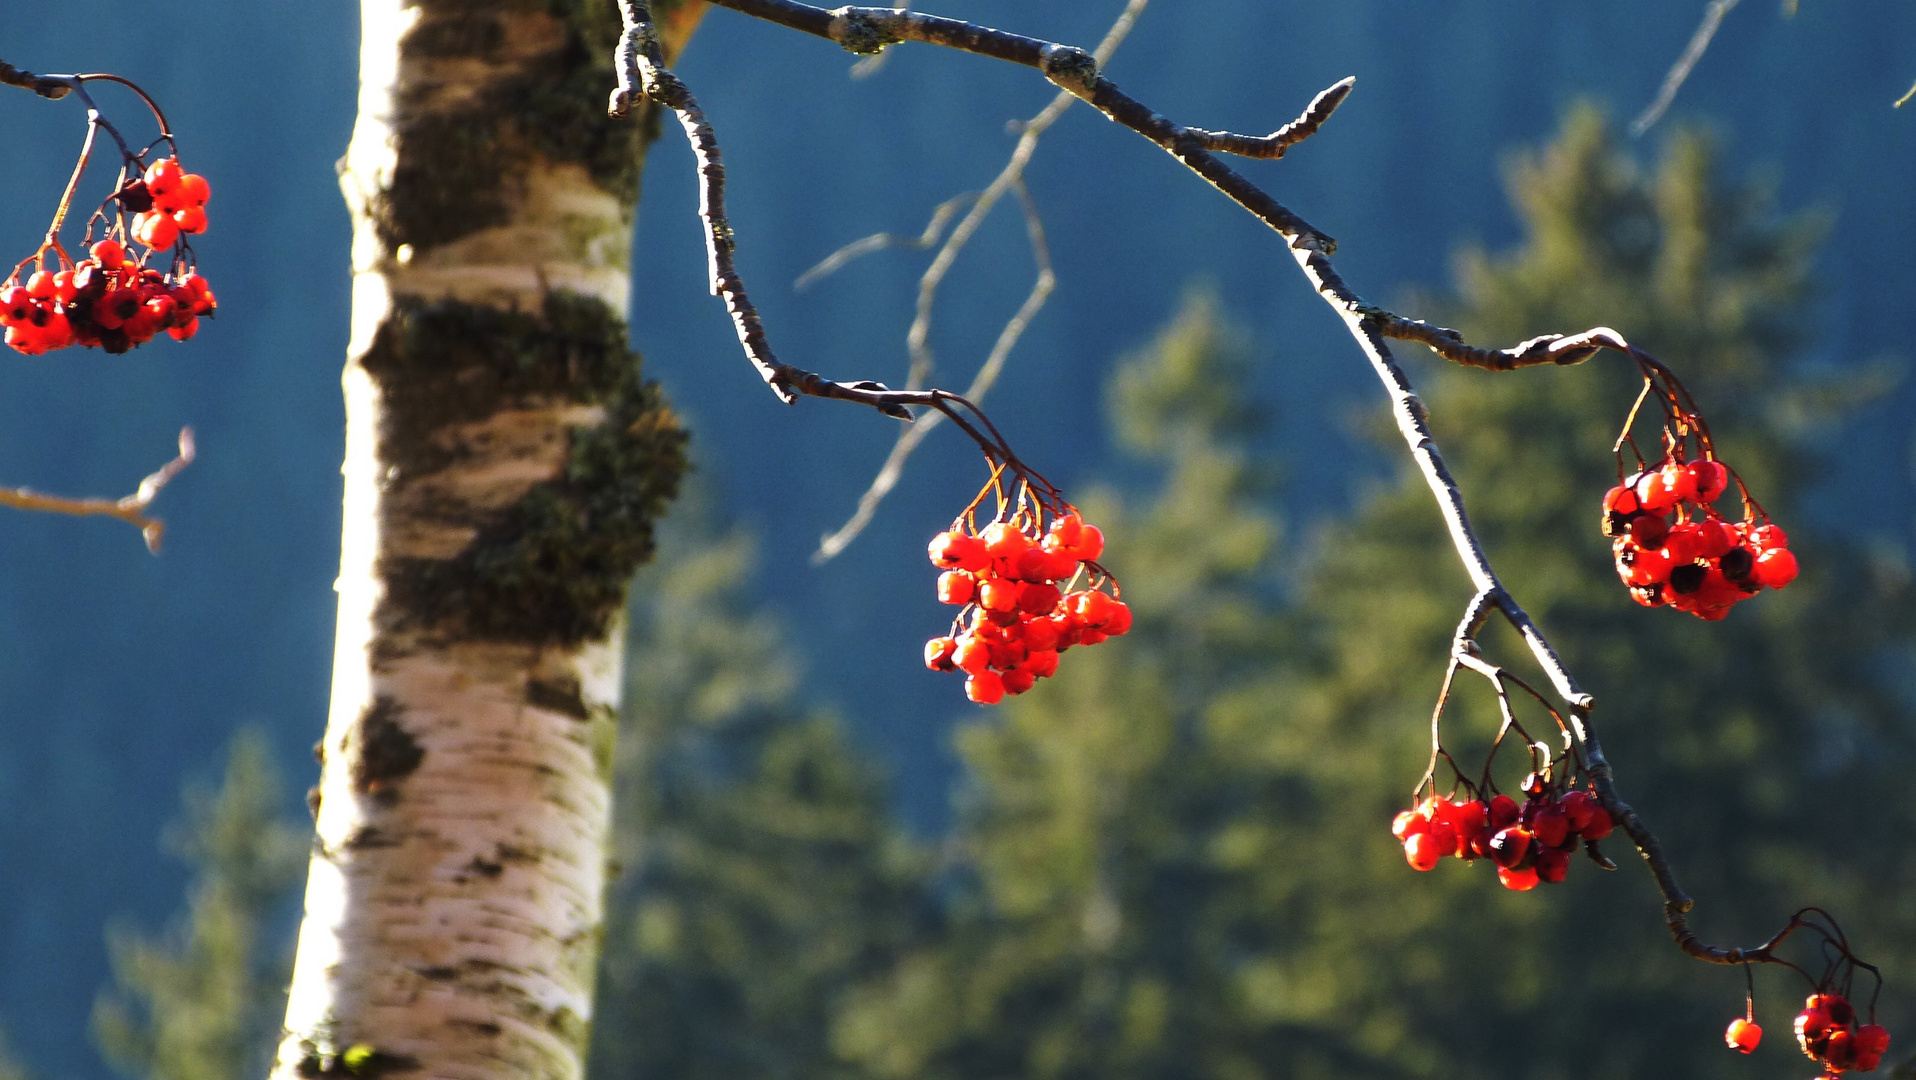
[[274, 3, 702, 1077]]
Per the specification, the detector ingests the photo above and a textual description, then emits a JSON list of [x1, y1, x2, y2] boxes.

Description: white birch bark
[[273, 3, 697, 1076]]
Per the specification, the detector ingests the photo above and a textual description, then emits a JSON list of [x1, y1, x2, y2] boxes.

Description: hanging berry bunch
[[2, 74, 215, 356], [1393, 655, 1620, 891], [920, 404, 1128, 704], [1394, 773, 1615, 891], [1713, 911, 1890, 1076], [1602, 356, 1793, 619]]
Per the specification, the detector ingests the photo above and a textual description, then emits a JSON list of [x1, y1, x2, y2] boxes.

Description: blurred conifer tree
[[91, 729, 307, 1080], [588, 494, 929, 1080]]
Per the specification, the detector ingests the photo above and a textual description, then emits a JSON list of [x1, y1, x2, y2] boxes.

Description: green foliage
[[92, 729, 309, 1080], [587, 491, 928, 1080]]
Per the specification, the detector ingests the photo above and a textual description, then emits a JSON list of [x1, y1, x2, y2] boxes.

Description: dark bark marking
[[526, 675, 590, 719], [350, 696, 426, 800]]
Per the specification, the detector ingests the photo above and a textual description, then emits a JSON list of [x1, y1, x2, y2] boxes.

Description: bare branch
[[1631, 0, 1742, 138], [0, 60, 74, 100], [1896, 78, 1916, 109], [0, 427, 195, 552], [809, 0, 1144, 558], [1186, 76, 1355, 160], [813, 178, 1055, 561]]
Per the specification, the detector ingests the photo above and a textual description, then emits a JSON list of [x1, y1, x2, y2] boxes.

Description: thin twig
[[1631, 0, 1742, 137], [1895, 78, 1916, 109], [810, 0, 1143, 559], [0, 427, 195, 552], [0, 60, 74, 100], [812, 177, 1054, 562], [793, 192, 977, 291], [678, 0, 1839, 974]]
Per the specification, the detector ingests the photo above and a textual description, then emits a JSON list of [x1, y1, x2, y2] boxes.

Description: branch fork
[[0, 427, 195, 552]]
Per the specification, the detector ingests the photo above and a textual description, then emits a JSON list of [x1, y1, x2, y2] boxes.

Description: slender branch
[[808, 0, 1144, 560], [0, 60, 74, 100], [812, 177, 1055, 561], [1895, 77, 1916, 109], [1631, 0, 1742, 137], [0, 427, 195, 552], [1186, 77, 1355, 159], [793, 192, 977, 291]]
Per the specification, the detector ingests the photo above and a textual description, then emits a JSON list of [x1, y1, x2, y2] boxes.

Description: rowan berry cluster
[[5, 146, 216, 355], [4, 238, 216, 355], [1393, 773, 1615, 891], [923, 506, 1129, 705], [1793, 994, 1891, 1075], [1603, 454, 1796, 620]]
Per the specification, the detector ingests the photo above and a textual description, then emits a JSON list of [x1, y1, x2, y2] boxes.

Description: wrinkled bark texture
[[274, 3, 702, 1077]]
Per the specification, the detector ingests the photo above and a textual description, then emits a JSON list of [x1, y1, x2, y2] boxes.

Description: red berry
[[1021, 618, 1060, 653], [1753, 548, 1798, 590], [1825, 1028, 1857, 1071], [1496, 864, 1540, 891], [979, 578, 1021, 613], [1403, 831, 1443, 872], [1696, 520, 1738, 560], [1750, 523, 1789, 551], [1726, 1018, 1762, 1054], [1533, 844, 1570, 883], [1487, 826, 1531, 869], [1558, 790, 1596, 832], [1622, 543, 1673, 587], [1627, 513, 1670, 549], [1661, 459, 1700, 502], [937, 570, 976, 605], [1855, 1024, 1890, 1056], [1065, 590, 1113, 628], [1000, 667, 1037, 696], [929, 531, 989, 572], [1638, 469, 1679, 512], [25, 271, 55, 299], [952, 636, 991, 675], [985, 637, 1027, 672], [138, 210, 181, 249], [1015, 546, 1058, 582], [980, 521, 1032, 560], [1024, 649, 1059, 679], [1069, 524, 1105, 562], [91, 239, 127, 268], [1579, 805, 1615, 840], [179, 172, 210, 207], [1488, 793, 1520, 830], [1391, 810, 1428, 841], [965, 670, 1005, 705], [1688, 459, 1730, 502], [173, 206, 208, 235], [924, 636, 957, 672], [1531, 804, 1571, 849], [1047, 512, 1084, 549], [1102, 601, 1132, 636], [1017, 581, 1062, 616], [1603, 484, 1640, 516], [144, 156, 183, 188]]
